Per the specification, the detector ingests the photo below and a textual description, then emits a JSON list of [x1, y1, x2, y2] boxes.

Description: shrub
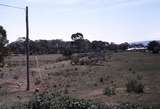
[[0, 73, 4, 79], [94, 83, 98, 87], [128, 68, 132, 71], [117, 103, 160, 109], [103, 87, 116, 96], [0, 92, 160, 109], [0, 86, 8, 96], [63, 88, 69, 94], [126, 79, 144, 93], [34, 78, 41, 85], [29, 92, 107, 109], [137, 74, 143, 80], [71, 55, 79, 65], [79, 57, 90, 65], [13, 74, 19, 80], [100, 77, 104, 83], [132, 71, 136, 74], [0, 102, 28, 109], [75, 67, 78, 71], [147, 41, 160, 54], [62, 49, 73, 58]]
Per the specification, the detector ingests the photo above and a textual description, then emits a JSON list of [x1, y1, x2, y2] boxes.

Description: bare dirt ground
[[0, 52, 160, 105]]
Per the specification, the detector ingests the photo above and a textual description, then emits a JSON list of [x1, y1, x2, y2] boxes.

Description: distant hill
[[130, 40, 160, 46]]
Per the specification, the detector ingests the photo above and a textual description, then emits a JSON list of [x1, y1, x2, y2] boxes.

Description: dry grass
[[0, 52, 160, 105]]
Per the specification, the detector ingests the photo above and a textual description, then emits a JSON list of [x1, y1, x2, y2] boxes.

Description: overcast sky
[[0, 0, 160, 43]]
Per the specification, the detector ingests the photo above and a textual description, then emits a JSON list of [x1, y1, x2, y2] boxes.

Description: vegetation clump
[[126, 79, 144, 93], [62, 48, 73, 58], [0, 92, 160, 109], [29, 92, 107, 109], [147, 41, 160, 54], [0, 25, 8, 67], [103, 86, 116, 96]]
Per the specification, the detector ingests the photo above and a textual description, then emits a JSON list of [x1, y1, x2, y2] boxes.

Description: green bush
[[62, 49, 73, 58], [117, 103, 160, 109], [0, 102, 28, 109], [1, 92, 160, 109], [126, 79, 144, 93], [29, 92, 107, 109]]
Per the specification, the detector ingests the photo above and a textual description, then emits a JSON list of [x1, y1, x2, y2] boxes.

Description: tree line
[[7, 35, 131, 55], [0, 25, 160, 67]]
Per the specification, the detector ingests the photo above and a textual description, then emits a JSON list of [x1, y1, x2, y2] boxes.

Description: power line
[[0, 3, 25, 10], [0, 3, 30, 91]]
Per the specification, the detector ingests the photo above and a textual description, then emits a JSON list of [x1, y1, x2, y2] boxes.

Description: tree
[[91, 41, 106, 52], [71, 32, 83, 41], [70, 33, 86, 53], [147, 41, 160, 54], [0, 26, 8, 67], [74, 39, 90, 53], [8, 37, 26, 54], [119, 42, 129, 51], [108, 42, 118, 51]]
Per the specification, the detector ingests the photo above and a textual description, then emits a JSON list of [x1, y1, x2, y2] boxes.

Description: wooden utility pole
[[0, 4, 30, 90], [26, 6, 30, 91]]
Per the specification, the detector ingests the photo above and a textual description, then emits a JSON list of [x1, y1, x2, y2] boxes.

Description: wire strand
[[0, 3, 25, 10]]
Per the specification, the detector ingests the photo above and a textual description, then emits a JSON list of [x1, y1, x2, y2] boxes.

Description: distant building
[[127, 47, 147, 52]]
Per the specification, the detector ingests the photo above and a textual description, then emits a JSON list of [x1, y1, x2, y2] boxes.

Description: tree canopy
[[0, 25, 8, 67], [147, 41, 160, 54], [71, 33, 83, 41]]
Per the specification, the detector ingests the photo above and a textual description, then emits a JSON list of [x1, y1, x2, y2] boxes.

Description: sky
[[0, 0, 160, 43]]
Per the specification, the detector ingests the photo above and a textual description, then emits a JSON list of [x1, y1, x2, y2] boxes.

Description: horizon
[[8, 36, 160, 45], [0, 0, 160, 43]]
